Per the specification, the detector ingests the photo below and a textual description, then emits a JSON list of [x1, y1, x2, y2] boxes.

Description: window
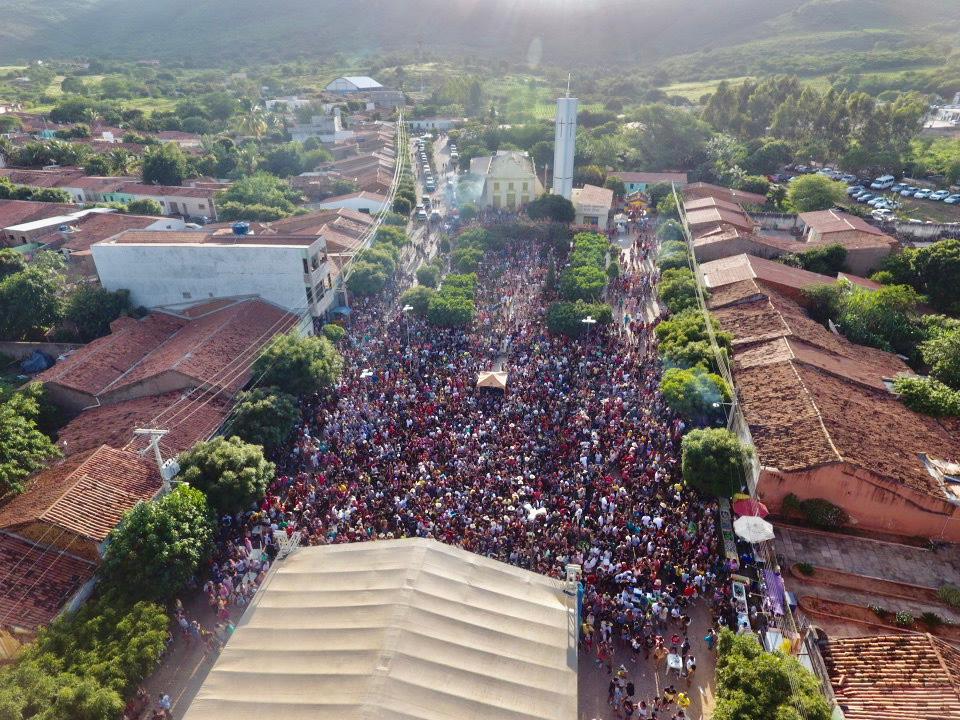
[[305, 286, 314, 304], [493, 182, 500, 192], [182, 291, 192, 299], [311, 254, 320, 270], [508, 182, 514, 191], [302, 258, 309, 273], [199, 203, 205, 209], [522, 182, 528, 191]]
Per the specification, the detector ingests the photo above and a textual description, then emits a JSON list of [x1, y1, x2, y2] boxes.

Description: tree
[[713, 631, 831, 720], [902, 239, 960, 315], [217, 172, 302, 217], [347, 261, 389, 296], [780, 243, 847, 275], [427, 292, 475, 327], [660, 367, 730, 423], [322, 323, 346, 343], [743, 139, 793, 175], [657, 267, 699, 313], [83, 154, 114, 176], [895, 376, 960, 417], [546, 300, 613, 338], [126, 198, 164, 215], [141, 142, 189, 186], [0, 384, 61, 497], [645, 182, 675, 208], [786, 174, 847, 212], [400, 285, 435, 317], [734, 175, 770, 196], [375, 225, 409, 249], [656, 220, 685, 242], [0, 258, 64, 341], [225, 389, 300, 452], [604, 176, 626, 197], [177, 436, 275, 513], [393, 196, 413, 215], [0, 248, 26, 280], [526, 194, 575, 223], [574, 164, 605, 187], [626, 104, 712, 170], [416, 264, 441, 288], [836, 283, 924, 356], [263, 143, 305, 177], [459, 202, 479, 221], [656, 192, 680, 219], [921, 329, 960, 390], [681, 428, 751, 497], [100, 485, 214, 602], [62, 284, 128, 342], [251, 332, 344, 396]]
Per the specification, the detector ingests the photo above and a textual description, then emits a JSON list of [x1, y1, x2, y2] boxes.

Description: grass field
[[661, 74, 836, 101], [899, 197, 960, 224]]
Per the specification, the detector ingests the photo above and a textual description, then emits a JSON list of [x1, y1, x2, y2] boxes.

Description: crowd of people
[[199, 223, 739, 719]]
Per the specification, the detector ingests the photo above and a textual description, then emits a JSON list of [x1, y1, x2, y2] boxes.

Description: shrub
[[938, 584, 960, 609], [322, 323, 346, 343], [796, 562, 815, 576], [894, 611, 915, 627], [921, 611, 944, 627], [784, 493, 849, 529], [894, 376, 960, 417], [400, 285, 435, 317], [869, 605, 890, 619]]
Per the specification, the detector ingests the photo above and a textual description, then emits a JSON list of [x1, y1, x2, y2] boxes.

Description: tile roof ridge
[[928, 634, 960, 695], [97, 312, 197, 395], [784, 357, 844, 464]]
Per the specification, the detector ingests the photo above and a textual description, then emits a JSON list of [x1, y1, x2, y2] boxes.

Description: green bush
[[894, 376, 960, 417], [783, 493, 849, 529], [894, 611, 915, 627], [921, 611, 944, 627], [546, 300, 613, 338], [938, 584, 960, 609], [400, 285, 435, 317], [658, 267, 699, 314], [796, 562, 815, 576], [322, 323, 346, 343]]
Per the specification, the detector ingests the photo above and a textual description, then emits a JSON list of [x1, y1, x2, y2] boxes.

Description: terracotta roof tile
[[0, 446, 162, 542], [0, 199, 77, 229], [825, 634, 960, 720], [58, 213, 170, 252], [0, 533, 95, 631], [610, 171, 687, 184], [683, 182, 767, 206]]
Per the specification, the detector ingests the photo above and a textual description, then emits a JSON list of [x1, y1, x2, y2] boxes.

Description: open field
[[899, 197, 960, 224]]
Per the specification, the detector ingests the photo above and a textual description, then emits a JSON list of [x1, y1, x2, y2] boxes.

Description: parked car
[[870, 175, 896, 190], [871, 209, 894, 220], [944, 194, 960, 205], [840, 174, 858, 184], [891, 183, 909, 193], [930, 190, 951, 201], [913, 189, 933, 199], [856, 193, 875, 203], [846, 185, 865, 195], [867, 196, 887, 207], [900, 187, 918, 197]]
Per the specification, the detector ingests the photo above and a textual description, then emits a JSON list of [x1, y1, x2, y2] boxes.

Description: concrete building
[[406, 117, 463, 132], [289, 108, 355, 144], [571, 184, 613, 228], [470, 151, 544, 211], [92, 229, 338, 321], [552, 96, 578, 200], [313, 190, 389, 214]]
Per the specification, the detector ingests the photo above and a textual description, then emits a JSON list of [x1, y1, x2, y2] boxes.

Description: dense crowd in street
[[198, 226, 735, 719]]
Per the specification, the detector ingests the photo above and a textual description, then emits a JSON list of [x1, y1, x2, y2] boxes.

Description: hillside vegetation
[[0, 0, 957, 80]]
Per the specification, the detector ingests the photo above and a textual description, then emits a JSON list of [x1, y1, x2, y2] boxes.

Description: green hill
[[0, 0, 956, 75]]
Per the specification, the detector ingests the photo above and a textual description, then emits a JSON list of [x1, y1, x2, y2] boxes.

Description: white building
[[92, 229, 338, 322], [290, 108, 355, 144], [325, 76, 384, 94], [406, 117, 463, 132], [314, 190, 389, 214], [571, 184, 614, 228], [470, 151, 544, 211], [552, 96, 578, 200]]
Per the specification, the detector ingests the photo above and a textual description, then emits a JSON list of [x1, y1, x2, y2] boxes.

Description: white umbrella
[[733, 515, 775, 543]]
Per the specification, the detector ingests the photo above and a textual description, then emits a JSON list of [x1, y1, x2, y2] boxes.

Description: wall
[[316, 196, 387, 214], [753, 213, 799, 232], [758, 463, 960, 541], [92, 242, 317, 315], [886, 220, 960, 241], [0, 340, 83, 360]]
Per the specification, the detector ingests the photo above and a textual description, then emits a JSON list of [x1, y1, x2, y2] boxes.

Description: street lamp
[[581, 315, 597, 328]]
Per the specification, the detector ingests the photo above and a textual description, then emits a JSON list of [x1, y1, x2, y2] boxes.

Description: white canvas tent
[[182, 538, 578, 720], [477, 370, 508, 390]]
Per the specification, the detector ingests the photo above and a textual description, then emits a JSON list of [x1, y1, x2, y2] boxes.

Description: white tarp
[[183, 538, 578, 720]]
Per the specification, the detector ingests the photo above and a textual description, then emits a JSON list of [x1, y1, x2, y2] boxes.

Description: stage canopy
[[182, 538, 578, 720], [477, 370, 508, 390]]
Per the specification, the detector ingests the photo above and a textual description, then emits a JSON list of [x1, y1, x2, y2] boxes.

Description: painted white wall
[[315, 196, 387, 214], [91, 242, 335, 316]]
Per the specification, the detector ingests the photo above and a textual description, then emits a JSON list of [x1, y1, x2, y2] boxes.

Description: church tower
[[552, 81, 578, 200]]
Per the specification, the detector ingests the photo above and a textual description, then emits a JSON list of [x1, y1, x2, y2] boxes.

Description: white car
[[944, 194, 960, 205], [913, 189, 932, 199], [930, 190, 951, 201]]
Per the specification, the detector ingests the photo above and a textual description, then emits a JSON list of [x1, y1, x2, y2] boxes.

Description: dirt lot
[[898, 197, 960, 223]]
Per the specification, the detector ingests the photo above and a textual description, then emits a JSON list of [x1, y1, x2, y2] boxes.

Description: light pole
[[581, 315, 597, 332]]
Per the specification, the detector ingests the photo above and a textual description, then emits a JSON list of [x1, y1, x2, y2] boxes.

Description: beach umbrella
[[732, 498, 769, 518], [733, 515, 775, 543]]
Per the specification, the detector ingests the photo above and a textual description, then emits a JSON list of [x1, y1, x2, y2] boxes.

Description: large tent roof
[[182, 538, 578, 720], [477, 370, 509, 390]]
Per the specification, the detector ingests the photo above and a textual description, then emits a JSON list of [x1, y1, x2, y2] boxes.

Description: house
[[823, 634, 960, 720], [37, 297, 299, 412], [797, 209, 897, 274], [313, 190, 389, 215], [708, 279, 960, 540], [470, 151, 544, 211], [683, 182, 767, 206], [58, 175, 132, 203], [609, 171, 688, 194], [571, 184, 614, 228], [156, 130, 202, 149], [684, 196, 759, 236], [0, 166, 87, 188], [325, 76, 384, 94], [0, 199, 79, 245], [407, 117, 463, 132], [92, 229, 336, 321], [0, 445, 163, 562], [289, 108, 355, 144], [698, 253, 877, 304], [100, 182, 218, 220]]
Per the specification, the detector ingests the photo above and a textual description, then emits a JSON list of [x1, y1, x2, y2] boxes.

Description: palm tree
[[234, 144, 259, 176], [232, 108, 268, 139]]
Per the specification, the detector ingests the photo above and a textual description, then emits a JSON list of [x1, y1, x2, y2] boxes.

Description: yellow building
[[470, 151, 544, 210]]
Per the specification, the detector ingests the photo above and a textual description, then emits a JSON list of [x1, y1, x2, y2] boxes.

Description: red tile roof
[[799, 209, 887, 237], [572, 184, 614, 208], [0, 533, 95, 632], [700, 254, 833, 291], [57, 213, 170, 253], [0, 167, 86, 188], [825, 634, 960, 720], [0, 445, 162, 542], [37, 298, 297, 401], [0, 199, 77, 229], [117, 183, 215, 199], [683, 182, 768, 206], [58, 391, 232, 458]]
